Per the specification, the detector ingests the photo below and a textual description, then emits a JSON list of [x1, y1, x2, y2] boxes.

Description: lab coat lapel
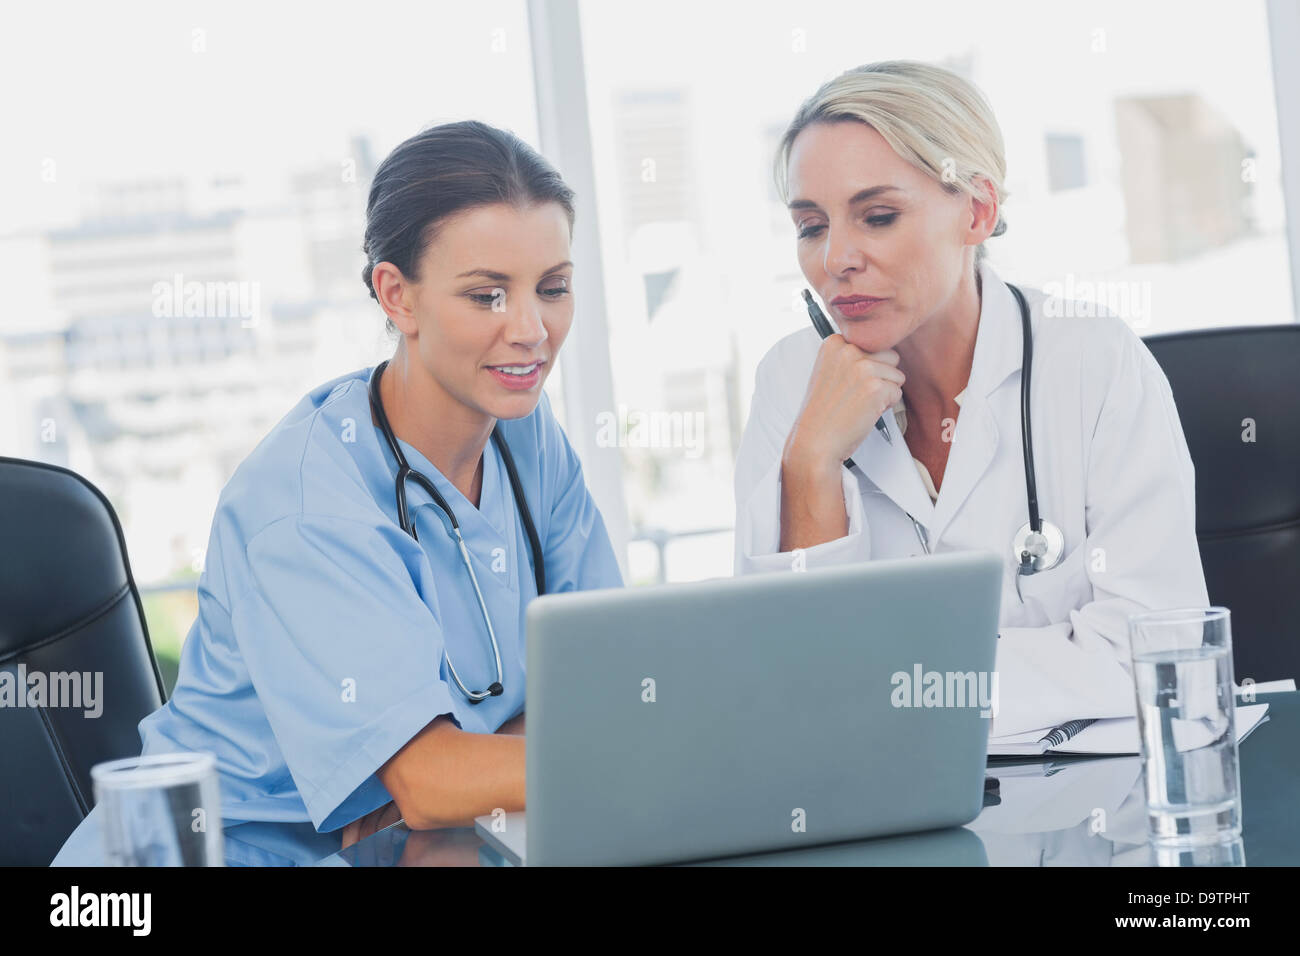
[[930, 396, 999, 541], [929, 262, 1024, 542], [848, 410, 937, 531]]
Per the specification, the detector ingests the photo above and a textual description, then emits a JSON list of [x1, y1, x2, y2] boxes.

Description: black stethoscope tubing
[[368, 359, 545, 702], [843, 282, 1062, 591], [1009, 283, 1042, 535]]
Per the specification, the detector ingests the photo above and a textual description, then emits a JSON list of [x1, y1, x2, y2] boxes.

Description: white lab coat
[[733, 260, 1210, 737]]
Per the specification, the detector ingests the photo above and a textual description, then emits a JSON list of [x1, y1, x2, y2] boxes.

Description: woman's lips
[[487, 361, 543, 390], [833, 298, 886, 318]]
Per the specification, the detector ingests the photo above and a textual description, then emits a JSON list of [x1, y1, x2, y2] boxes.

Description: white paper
[[987, 703, 1269, 757]]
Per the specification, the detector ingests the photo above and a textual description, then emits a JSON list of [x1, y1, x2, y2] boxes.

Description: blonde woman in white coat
[[733, 61, 1209, 738]]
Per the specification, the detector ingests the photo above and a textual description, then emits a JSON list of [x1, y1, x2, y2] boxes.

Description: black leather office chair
[[1142, 325, 1300, 684], [0, 457, 167, 866]]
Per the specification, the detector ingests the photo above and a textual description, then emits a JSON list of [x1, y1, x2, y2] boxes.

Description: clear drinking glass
[[92, 752, 224, 866], [1150, 838, 1246, 867], [1129, 607, 1242, 847]]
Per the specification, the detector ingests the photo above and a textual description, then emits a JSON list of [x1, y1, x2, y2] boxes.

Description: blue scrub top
[[52, 366, 623, 865]]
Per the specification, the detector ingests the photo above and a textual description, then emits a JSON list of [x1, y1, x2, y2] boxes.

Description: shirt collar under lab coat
[[847, 259, 1027, 540]]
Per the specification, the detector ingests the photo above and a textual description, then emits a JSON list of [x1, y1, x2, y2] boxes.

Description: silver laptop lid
[[525, 551, 1002, 866]]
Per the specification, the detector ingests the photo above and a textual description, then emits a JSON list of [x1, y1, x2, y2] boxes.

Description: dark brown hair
[[362, 121, 576, 333]]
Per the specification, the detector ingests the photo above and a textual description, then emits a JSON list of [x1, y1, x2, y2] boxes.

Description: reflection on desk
[[213, 691, 1295, 867], [973, 756, 1148, 865]]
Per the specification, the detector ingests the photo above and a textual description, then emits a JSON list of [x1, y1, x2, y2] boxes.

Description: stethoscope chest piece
[[1012, 520, 1064, 574]]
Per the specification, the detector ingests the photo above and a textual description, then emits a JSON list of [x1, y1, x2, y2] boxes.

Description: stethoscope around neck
[[858, 283, 1064, 603], [368, 359, 546, 703]]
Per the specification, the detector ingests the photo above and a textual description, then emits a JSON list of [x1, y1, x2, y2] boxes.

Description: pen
[[802, 289, 893, 445]]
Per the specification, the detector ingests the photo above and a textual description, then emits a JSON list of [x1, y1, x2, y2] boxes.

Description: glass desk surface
[[215, 692, 1297, 867]]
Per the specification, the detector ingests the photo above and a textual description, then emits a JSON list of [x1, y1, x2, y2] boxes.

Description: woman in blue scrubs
[[52, 121, 624, 865]]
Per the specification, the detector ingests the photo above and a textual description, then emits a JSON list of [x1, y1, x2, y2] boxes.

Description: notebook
[[987, 703, 1270, 757]]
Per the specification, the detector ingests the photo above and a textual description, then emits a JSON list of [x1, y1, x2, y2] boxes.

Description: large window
[[576, 0, 1294, 584], [0, 1, 544, 687], [2, 1, 1295, 654]]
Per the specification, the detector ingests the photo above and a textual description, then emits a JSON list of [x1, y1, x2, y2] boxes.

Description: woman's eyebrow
[[456, 260, 574, 281], [788, 185, 905, 211]]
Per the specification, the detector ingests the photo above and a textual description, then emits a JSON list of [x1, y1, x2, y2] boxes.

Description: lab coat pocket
[[1014, 541, 1093, 621]]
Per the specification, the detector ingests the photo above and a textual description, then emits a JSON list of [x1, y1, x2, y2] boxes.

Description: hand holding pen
[[799, 289, 902, 470]]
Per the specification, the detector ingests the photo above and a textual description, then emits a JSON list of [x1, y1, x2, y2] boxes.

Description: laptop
[[474, 550, 1003, 866]]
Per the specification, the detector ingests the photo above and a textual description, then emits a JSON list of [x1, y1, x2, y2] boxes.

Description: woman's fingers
[[341, 819, 360, 850], [796, 335, 906, 463], [870, 347, 901, 367], [341, 801, 402, 850], [863, 357, 906, 386]]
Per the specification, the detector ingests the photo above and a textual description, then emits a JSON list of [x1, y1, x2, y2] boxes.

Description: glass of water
[[1129, 607, 1242, 847], [92, 752, 224, 866]]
